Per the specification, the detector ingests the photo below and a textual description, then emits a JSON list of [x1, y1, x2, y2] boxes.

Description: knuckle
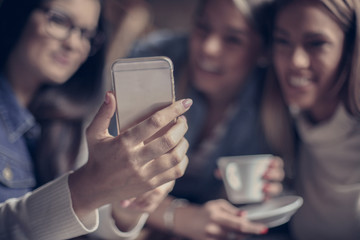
[[162, 133, 177, 149], [173, 102, 184, 116], [170, 153, 182, 166], [120, 130, 133, 143], [148, 113, 165, 129]]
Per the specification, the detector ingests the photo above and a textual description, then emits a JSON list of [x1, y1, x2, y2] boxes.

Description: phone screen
[[112, 56, 175, 133]]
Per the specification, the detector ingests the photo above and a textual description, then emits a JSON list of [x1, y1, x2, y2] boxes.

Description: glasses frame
[[38, 7, 105, 56]]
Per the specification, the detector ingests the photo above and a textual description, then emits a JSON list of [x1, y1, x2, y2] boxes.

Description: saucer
[[239, 195, 303, 228]]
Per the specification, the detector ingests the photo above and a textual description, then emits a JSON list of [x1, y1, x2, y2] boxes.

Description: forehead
[[199, 0, 253, 33], [275, 1, 343, 37], [44, 0, 100, 27]]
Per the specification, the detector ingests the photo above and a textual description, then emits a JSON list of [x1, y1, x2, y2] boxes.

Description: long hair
[[0, 0, 106, 185], [177, 0, 274, 98], [261, 0, 360, 177]]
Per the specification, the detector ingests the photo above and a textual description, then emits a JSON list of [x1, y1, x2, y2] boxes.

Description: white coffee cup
[[217, 154, 272, 204]]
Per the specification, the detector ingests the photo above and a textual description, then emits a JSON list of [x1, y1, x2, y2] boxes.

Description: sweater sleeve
[[0, 173, 99, 240], [90, 204, 149, 240]]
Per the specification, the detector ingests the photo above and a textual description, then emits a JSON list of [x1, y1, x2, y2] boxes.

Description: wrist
[[111, 206, 145, 231], [163, 198, 189, 232], [69, 168, 101, 219]]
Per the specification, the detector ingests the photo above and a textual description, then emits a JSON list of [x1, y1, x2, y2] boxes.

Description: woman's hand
[[111, 181, 175, 231], [214, 156, 285, 200], [69, 92, 192, 219], [262, 156, 285, 199], [176, 199, 268, 240], [117, 181, 175, 213]]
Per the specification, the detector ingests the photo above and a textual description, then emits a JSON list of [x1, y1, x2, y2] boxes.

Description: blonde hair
[[261, 0, 360, 177]]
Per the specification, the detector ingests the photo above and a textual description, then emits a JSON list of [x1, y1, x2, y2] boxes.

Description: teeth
[[198, 61, 220, 73], [289, 76, 311, 87]]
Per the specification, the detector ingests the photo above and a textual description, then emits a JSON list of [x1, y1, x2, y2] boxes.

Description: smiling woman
[[261, 0, 360, 239], [0, 0, 105, 195], [123, 0, 287, 239], [0, 0, 192, 239]]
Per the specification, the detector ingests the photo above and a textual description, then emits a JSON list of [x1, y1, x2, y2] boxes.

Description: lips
[[288, 76, 312, 88], [52, 53, 71, 66], [196, 60, 222, 75]]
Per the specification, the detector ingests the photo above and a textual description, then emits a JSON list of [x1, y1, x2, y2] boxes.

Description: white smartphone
[[111, 56, 175, 133]]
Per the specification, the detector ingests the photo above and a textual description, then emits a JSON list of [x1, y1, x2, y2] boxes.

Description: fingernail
[[262, 183, 270, 192], [182, 99, 193, 109], [260, 228, 268, 234], [104, 91, 111, 104]]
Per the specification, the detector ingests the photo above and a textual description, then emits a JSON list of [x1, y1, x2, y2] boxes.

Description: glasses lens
[[46, 10, 71, 40]]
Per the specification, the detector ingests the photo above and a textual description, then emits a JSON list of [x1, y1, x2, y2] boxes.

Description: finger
[[147, 155, 189, 188], [263, 182, 283, 197], [133, 181, 172, 204], [137, 116, 189, 165], [215, 199, 242, 216], [142, 138, 189, 177], [263, 167, 285, 181], [119, 198, 136, 208], [86, 91, 116, 140], [122, 99, 192, 145], [269, 156, 284, 168], [205, 223, 225, 239], [219, 212, 268, 235], [214, 168, 222, 180], [263, 157, 284, 181]]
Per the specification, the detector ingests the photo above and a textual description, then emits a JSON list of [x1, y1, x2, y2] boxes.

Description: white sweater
[[0, 173, 147, 240], [291, 105, 360, 240]]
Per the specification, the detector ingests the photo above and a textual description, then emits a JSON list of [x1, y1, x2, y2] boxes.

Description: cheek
[[189, 36, 202, 59]]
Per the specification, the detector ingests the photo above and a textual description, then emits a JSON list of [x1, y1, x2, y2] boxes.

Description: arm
[[92, 182, 174, 240], [0, 92, 192, 240], [146, 197, 268, 240], [144, 157, 285, 240], [0, 173, 98, 240]]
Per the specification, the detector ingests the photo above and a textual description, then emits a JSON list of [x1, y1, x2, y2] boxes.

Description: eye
[[224, 35, 243, 46], [194, 20, 211, 36], [306, 40, 327, 48], [273, 36, 290, 46], [47, 10, 72, 28]]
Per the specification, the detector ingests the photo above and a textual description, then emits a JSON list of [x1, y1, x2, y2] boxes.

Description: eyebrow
[[224, 27, 249, 36], [47, 6, 97, 30]]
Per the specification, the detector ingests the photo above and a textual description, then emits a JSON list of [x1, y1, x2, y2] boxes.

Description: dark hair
[[193, 0, 274, 48], [0, 0, 106, 185]]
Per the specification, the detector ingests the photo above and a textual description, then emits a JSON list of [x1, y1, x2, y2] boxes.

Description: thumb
[[86, 91, 116, 140]]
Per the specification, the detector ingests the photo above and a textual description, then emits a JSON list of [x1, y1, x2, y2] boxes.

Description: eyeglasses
[[39, 7, 104, 55]]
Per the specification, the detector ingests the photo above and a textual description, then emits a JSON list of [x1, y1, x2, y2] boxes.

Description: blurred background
[[147, 0, 197, 31]]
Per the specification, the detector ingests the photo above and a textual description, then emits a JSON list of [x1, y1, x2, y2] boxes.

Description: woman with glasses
[[0, 0, 192, 239]]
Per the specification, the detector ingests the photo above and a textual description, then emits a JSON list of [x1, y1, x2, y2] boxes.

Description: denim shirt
[[128, 31, 271, 204], [0, 75, 37, 202]]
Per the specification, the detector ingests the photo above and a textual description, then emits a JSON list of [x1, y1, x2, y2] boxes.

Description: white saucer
[[239, 195, 303, 228]]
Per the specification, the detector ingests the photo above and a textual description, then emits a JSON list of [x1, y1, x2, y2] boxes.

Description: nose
[[202, 34, 222, 58], [291, 47, 310, 69]]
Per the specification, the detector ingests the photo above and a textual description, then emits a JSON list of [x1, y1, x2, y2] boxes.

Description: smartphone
[[111, 56, 175, 133]]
